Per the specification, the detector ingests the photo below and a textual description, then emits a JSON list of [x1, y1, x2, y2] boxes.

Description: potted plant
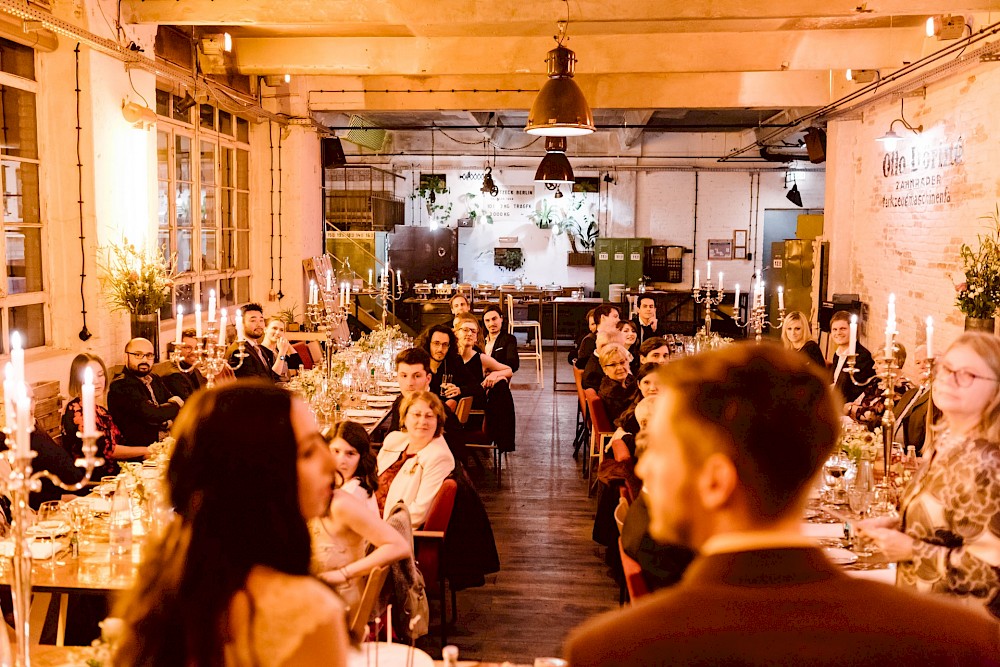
[[954, 206, 1000, 331], [278, 303, 301, 332], [99, 239, 176, 360], [554, 195, 598, 265], [413, 174, 452, 221]]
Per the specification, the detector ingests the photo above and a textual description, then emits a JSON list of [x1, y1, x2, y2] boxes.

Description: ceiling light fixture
[[554, 188, 564, 199], [876, 98, 923, 151], [534, 136, 575, 185], [786, 183, 803, 207], [846, 69, 879, 83], [524, 2, 594, 137], [926, 14, 966, 40], [174, 92, 197, 114]]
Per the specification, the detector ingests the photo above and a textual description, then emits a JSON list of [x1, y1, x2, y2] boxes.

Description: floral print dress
[[61, 397, 122, 477], [897, 431, 1000, 618]]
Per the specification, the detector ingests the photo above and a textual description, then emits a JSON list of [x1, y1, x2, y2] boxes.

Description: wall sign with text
[[878, 136, 964, 209]]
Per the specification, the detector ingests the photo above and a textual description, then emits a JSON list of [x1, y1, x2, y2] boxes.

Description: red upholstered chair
[[584, 389, 614, 493], [619, 537, 650, 603], [292, 342, 313, 369], [573, 367, 590, 457], [610, 438, 631, 463], [413, 479, 459, 644]]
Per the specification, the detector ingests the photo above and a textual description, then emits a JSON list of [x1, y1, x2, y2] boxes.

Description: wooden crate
[[31, 380, 63, 439]]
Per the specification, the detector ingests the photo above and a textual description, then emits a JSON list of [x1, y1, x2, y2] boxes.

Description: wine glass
[[823, 452, 852, 505], [35, 501, 68, 570]]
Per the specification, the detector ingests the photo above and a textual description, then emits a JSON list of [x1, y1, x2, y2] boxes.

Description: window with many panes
[[155, 90, 251, 320], [0, 38, 44, 351]]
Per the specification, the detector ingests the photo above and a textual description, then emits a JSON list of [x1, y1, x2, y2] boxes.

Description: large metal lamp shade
[[534, 137, 575, 184], [525, 45, 595, 136]]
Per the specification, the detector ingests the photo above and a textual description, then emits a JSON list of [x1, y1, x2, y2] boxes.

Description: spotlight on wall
[[845, 69, 879, 83], [122, 100, 157, 128], [200, 33, 232, 56], [786, 183, 803, 207], [284, 73, 292, 84], [224, 32, 233, 52], [876, 98, 922, 151], [174, 92, 197, 114], [926, 14, 967, 40]]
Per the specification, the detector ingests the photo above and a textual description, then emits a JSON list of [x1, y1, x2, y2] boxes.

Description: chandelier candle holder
[[373, 261, 404, 327], [691, 263, 726, 335], [3, 332, 105, 666], [307, 277, 353, 379], [732, 279, 785, 341], [170, 301, 247, 388]]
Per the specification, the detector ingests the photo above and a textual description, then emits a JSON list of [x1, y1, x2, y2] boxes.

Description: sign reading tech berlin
[[879, 136, 964, 208]]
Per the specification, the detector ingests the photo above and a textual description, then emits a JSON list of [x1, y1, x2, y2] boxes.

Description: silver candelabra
[[169, 323, 246, 388], [692, 279, 726, 336], [732, 294, 785, 342]]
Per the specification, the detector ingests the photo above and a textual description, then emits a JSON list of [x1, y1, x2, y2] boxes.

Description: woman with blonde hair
[[861, 332, 1000, 619], [781, 310, 826, 367], [597, 343, 637, 424]]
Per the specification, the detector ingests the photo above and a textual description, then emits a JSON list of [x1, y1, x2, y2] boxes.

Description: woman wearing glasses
[[597, 343, 637, 425], [861, 332, 1000, 619], [454, 313, 512, 395]]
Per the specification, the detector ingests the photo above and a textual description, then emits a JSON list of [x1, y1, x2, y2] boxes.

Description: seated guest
[[611, 364, 661, 450], [575, 305, 620, 375], [830, 309, 875, 402], [312, 424, 409, 611], [417, 324, 480, 404], [568, 308, 598, 367], [583, 330, 626, 392], [781, 311, 826, 367], [617, 320, 640, 373], [891, 345, 932, 455], [107, 338, 183, 452], [455, 312, 517, 452], [449, 293, 471, 316], [566, 344, 1000, 667], [62, 353, 134, 478], [631, 295, 663, 345], [328, 420, 380, 512], [385, 348, 465, 455], [848, 342, 912, 428], [454, 313, 513, 392], [262, 316, 303, 381], [377, 391, 455, 528], [597, 343, 637, 425], [154, 329, 208, 400], [620, 492, 696, 594], [482, 305, 519, 373], [637, 336, 670, 365], [114, 382, 349, 666], [228, 303, 280, 382]]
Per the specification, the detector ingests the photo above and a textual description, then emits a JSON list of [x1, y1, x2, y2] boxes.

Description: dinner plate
[[823, 546, 859, 565], [25, 520, 71, 538], [362, 394, 396, 405], [0, 539, 67, 559], [378, 381, 401, 393]]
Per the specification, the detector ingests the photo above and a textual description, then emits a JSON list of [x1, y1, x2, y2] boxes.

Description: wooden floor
[[417, 379, 620, 663]]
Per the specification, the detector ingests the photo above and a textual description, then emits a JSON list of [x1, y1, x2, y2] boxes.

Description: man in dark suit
[[482, 305, 519, 373], [574, 304, 620, 374], [228, 303, 279, 382], [829, 309, 875, 403], [630, 295, 662, 345], [107, 337, 183, 452], [892, 346, 932, 456], [566, 344, 1000, 667], [154, 329, 206, 400]]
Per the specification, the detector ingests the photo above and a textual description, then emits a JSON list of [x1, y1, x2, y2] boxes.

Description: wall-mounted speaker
[[321, 137, 347, 168], [804, 127, 826, 164]]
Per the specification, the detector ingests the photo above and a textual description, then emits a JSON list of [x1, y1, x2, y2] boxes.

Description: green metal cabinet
[[594, 237, 651, 300]]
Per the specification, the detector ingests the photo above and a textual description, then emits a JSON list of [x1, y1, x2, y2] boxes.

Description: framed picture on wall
[[733, 246, 748, 260], [707, 239, 734, 260], [733, 229, 749, 260]]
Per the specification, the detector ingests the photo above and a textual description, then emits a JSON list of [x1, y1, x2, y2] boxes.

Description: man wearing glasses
[[108, 337, 184, 454]]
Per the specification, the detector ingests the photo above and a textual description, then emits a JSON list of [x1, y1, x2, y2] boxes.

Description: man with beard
[[228, 302, 280, 382], [565, 344, 1000, 666], [108, 337, 184, 452]]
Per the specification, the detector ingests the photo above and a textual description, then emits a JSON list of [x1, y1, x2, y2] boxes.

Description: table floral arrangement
[[147, 435, 176, 465], [840, 422, 880, 464], [953, 207, 1000, 320], [286, 367, 329, 402], [353, 324, 410, 354], [98, 239, 176, 315]]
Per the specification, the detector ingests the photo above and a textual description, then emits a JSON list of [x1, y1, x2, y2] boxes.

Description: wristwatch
[[279, 355, 287, 361]]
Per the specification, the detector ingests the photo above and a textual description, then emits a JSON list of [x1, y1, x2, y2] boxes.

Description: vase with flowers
[[99, 240, 176, 361], [954, 207, 1000, 332]]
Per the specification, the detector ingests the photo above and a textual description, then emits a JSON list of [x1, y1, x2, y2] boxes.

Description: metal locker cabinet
[[625, 238, 651, 286], [594, 238, 615, 300]]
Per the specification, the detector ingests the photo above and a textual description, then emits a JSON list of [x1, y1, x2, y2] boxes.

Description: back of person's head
[[593, 304, 619, 324], [780, 311, 813, 349], [595, 330, 626, 352], [639, 336, 669, 358], [117, 381, 310, 665], [395, 347, 431, 373], [330, 420, 378, 495], [68, 353, 107, 399], [633, 396, 657, 431], [654, 343, 840, 521]]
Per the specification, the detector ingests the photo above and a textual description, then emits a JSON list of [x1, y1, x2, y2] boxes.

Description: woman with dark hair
[[313, 421, 409, 610], [61, 353, 130, 477], [617, 320, 640, 373], [482, 304, 519, 372], [114, 382, 348, 667]]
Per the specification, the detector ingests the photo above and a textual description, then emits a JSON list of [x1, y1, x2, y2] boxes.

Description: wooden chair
[[584, 389, 614, 494], [454, 396, 502, 487], [506, 294, 543, 386], [573, 366, 590, 458], [348, 565, 389, 641], [619, 537, 650, 603], [414, 479, 459, 645]]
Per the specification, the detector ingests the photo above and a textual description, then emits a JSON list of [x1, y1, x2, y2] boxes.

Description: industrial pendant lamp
[[524, 5, 595, 137], [534, 137, 575, 185]]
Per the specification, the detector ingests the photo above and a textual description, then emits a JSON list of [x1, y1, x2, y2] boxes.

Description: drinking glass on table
[[36, 501, 68, 569]]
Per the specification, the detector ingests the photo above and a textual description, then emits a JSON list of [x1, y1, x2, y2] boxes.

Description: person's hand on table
[[482, 371, 505, 388], [318, 568, 350, 586], [860, 527, 916, 562], [855, 515, 899, 532]]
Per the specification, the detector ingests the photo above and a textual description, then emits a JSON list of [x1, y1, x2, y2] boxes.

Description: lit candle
[[887, 293, 896, 333], [3, 363, 13, 430], [706, 262, 712, 283], [10, 331, 23, 388], [885, 326, 894, 359], [236, 309, 245, 342], [15, 388, 30, 458], [396, 269, 401, 286], [82, 365, 96, 438], [368, 269, 373, 286], [194, 304, 203, 339], [309, 280, 316, 305], [175, 305, 184, 344], [347, 281, 352, 304], [694, 269, 700, 287], [926, 316, 934, 358], [207, 289, 216, 323], [326, 269, 332, 291], [777, 285, 785, 311], [717, 272, 723, 291], [218, 308, 228, 347], [849, 314, 858, 356], [734, 283, 741, 307]]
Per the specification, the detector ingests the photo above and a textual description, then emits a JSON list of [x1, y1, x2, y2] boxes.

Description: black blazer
[[631, 316, 662, 345], [154, 361, 204, 401], [485, 332, 519, 373], [798, 339, 827, 368], [832, 342, 875, 403], [228, 340, 279, 382], [0, 426, 86, 509], [107, 368, 181, 446], [893, 386, 931, 456]]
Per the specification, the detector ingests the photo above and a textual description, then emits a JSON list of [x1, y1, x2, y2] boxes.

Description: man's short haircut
[[395, 347, 431, 374], [639, 336, 669, 358], [830, 310, 853, 326], [243, 302, 264, 316], [656, 343, 841, 520], [593, 304, 620, 323], [449, 293, 470, 308], [638, 295, 656, 308]]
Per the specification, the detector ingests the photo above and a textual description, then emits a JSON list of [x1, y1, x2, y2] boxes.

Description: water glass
[[440, 374, 453, 397]]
